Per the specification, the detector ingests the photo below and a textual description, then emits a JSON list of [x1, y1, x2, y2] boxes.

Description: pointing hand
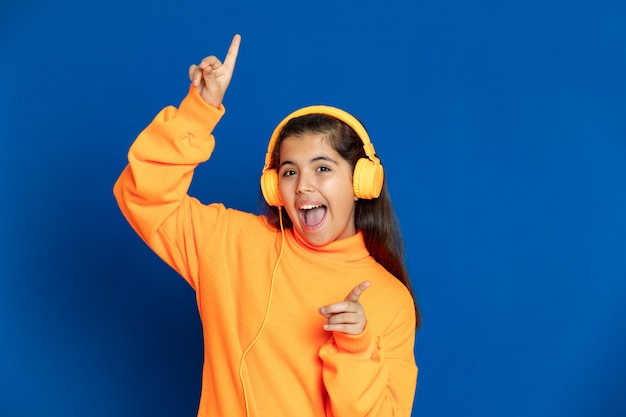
[[319, 281, 371, 335], [188, 34, 241, 108]]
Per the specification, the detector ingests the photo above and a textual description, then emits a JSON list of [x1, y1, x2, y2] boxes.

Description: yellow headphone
[[260, 105, 384, 207]]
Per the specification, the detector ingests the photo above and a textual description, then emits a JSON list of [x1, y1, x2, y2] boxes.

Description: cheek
[[277, 179, 288, 198], [335, 173, 357, 199], [278, 179, 295, 206]]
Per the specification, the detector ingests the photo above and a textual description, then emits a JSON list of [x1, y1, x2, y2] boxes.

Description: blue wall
[[1, 0, 625, 416]]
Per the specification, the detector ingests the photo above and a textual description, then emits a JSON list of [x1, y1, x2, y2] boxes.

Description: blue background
[[1, 0, 625, 416]]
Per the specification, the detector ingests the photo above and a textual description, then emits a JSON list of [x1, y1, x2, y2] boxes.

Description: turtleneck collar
[[287, 228, 371, 263]]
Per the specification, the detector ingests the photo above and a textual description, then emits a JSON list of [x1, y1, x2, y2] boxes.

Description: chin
[[296, 228, 332, 247]]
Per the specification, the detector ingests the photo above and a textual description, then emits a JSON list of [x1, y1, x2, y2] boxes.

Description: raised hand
[[319, 281, 371, 335], [188, 34, 241, 108]]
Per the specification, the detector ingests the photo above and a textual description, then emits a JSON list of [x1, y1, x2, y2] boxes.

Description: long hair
[[261, 113, 421, 329]]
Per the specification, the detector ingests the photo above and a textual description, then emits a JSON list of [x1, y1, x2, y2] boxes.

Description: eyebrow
[[279, 155, 339, 168]]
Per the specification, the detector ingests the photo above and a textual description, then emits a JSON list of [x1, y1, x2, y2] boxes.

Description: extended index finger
[[345, 281, 371, 303], [223, 34, 241, 69]]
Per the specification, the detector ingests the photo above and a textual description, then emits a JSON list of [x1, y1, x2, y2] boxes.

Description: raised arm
[[113, 35, 241, 288]]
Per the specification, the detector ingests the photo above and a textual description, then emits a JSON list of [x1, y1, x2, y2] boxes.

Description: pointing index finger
[[345, 281, 371, 303], [223, 34, 241, 69]]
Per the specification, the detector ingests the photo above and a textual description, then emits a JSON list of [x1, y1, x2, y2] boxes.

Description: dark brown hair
[[262, 113, 421, 329]]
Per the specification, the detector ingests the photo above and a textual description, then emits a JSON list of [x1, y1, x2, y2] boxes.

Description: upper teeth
[[300, 204, 321, 210]]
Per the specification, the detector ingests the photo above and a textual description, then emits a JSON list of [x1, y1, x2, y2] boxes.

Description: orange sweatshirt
[[113, 86, 417, 417]]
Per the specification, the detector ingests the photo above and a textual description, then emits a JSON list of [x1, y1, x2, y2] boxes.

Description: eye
[[316, 166, 330, 173], [281, 169, 296, 177]]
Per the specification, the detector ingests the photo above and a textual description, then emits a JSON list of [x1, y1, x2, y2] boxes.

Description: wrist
[[332, 323, 374, 354]]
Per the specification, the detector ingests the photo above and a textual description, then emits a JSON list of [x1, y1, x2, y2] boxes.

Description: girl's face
[[278, 132, 357, 247]]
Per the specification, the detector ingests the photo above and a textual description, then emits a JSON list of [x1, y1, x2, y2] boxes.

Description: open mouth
[[299, 204, 327, 228]]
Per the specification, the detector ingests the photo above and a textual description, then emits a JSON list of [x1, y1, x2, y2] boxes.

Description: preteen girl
[[114, 34, 420, 417]]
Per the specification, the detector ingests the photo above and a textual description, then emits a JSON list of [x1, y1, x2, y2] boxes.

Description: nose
[[296, 171, 314, 194]]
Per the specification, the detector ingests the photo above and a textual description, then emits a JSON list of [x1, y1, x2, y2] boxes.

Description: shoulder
[[202, 203, 277, 235], [209, 204, 282, 251], [196, 203, 281, 263]]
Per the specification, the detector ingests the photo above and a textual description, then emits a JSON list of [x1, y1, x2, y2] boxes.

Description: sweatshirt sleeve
[[113, 85, 225, 290], [319, 303, 417, 417]]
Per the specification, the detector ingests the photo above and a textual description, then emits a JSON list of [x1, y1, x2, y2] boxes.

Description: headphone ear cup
[[353, 157, 384, 199], [261, 169, 282, 206]]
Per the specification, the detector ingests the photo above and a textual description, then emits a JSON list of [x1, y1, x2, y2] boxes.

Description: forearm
[[320, 316, 417, 416], [113, 86, 225, 281]]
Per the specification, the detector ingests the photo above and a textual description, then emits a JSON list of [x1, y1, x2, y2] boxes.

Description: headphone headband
[[262, 105, 379, 174]]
